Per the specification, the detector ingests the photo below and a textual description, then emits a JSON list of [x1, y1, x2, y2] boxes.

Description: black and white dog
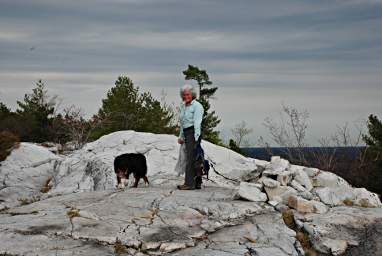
[[114, 153, 149, 189]]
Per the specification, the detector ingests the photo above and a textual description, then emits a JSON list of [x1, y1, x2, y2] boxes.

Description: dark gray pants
[[183, 127, 201, 187]]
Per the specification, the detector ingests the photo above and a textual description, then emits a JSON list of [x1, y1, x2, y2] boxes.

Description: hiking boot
[[177, 184, 195, 190]]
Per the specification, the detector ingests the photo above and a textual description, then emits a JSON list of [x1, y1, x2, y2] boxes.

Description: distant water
[[241, 147, 364, 162]]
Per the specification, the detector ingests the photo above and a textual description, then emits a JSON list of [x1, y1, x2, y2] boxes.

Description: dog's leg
[[132, 176, 140, 188], [116, 169, 128, 189], [143, 176, 149, 186]]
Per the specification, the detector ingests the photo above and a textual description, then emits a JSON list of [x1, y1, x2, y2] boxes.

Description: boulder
[[49, 131, 258, 195], [298, 190, 314, 200], [353, 188, 382, 208], [314, 186, 382, 208], [321, 239, 348, 256], [311, 200, 329, 214], [290, 180, 306, 192], [288, 195, 328, 214], [262, 177, 280, 188], [294, 169, 313, 191], [0, 143, 61, 210], [264, 185, 297, 204], [288, 195, 314, 213], [237, 182, 267, 202], [277, 171, 293, 186], [303, 167, 320, 177], [263, 156, 290, 176], [248, 182, 264, 190], [315, 186, 355, 206], [299, 206, 382, 255], [313, 171, 350, 188]]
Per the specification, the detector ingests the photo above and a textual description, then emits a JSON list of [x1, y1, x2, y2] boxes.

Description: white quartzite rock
[[263, 156, 290, 176], [299, 206, 382, 255], [294, 169, 313, 191], [288, 195, 328, 214], [315, 186, 382, 208], [353, 187, 382, 208], [0, 143, 61, 210], [303, 167, 320, 177], [313, 171, 350, 188], [237, 182, 267, 202], [288, 195, 314, 213], [2, 132, 382, 256], [277, 171, 293, 186], [264, 185, 297, 204], [315, 187, 354, 206], [290, 180, 306, 192], [262, 177, 280, 188]]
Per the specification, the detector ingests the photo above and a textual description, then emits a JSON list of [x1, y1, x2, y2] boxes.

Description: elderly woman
[[177, 84, 204, 190]]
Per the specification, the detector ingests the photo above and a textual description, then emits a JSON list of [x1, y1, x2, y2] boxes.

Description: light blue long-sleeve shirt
[[179, 99, 204, 141]]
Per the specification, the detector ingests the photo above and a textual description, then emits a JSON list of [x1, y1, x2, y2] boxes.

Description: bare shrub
[[259, 104, 382, 194], [231, 120, 253, 147], [0, 131, 20, 161], [261, 104, 309, 165], [60, 106, 104, 150]]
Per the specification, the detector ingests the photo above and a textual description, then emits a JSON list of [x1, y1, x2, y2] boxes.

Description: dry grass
[[114, 238, 127, 254], [343, 198, 354, 206], [17, 196, 40, 206], [66, 208, 80, 219], [282, 209, 318, 256], [0, 206, 10, 214], [137, 207, 160, 220], [282, 209, 296, 229], [304, 250, 317, 256]]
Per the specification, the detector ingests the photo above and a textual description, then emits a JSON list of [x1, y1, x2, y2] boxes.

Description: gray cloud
[[0, 0, 381, 145]]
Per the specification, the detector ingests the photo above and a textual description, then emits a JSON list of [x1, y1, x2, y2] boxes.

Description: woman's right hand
[[178, 138, 184, 144]]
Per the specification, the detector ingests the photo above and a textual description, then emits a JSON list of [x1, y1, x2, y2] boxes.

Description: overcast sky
[[0, 0, 381, 145]]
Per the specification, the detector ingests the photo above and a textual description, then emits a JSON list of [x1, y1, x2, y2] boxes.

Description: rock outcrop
[[0, 143, 61, 210], [0, 130, 381, 256], [294, 206, 382, 255], [48, 131, 259, 195]]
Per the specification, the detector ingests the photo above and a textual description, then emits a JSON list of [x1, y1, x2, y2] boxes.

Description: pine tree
[[97, 76, 141, 133], [91, 76, 176, 140], [183, 65, 221, 144], [363, 114, 382, 163], [0, 102, 10, 117], [16, 80, 56, 142], [229, 139, 242, 154]]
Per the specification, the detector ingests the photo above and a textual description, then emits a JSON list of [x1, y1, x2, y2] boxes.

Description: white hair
[[180, 84, 197, 99]]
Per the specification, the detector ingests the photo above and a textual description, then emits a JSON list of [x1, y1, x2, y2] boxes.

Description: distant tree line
[[254, 104, 382, 195], [0, 65, 223, 157], [0, 77, 178, 147]]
